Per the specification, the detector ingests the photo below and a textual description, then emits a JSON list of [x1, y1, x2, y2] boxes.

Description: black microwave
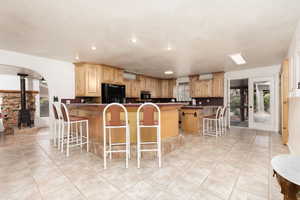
[[141, 91, 151, 99]]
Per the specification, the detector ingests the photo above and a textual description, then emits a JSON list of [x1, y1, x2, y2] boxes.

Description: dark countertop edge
[[181, 105, 221, 109], [67, 103, 185, 107], [181, 106, 204, 109]]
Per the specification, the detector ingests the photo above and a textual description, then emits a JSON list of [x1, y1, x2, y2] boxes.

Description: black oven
[[101, 83, 125, 103]]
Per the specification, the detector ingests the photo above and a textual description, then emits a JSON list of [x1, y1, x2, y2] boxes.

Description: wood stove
[[17, 73, 32, 128]]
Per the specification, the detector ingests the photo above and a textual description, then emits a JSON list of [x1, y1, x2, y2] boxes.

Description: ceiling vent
[[199, 73, 213, 81], [123, 72, 137, 80]]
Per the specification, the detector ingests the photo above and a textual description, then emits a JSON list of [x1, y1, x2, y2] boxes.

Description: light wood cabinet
[[281, 59, 289, 144], [181, 108, 202, 134], [190, 72, 224, 98], [124, 79, 140, 98], [102, 66, 124, 84], [160, 79, 175, 98], [75, 63, 102, 97], [212, 72, 224, 97]]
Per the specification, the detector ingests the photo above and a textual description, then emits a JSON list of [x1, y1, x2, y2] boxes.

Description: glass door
[[229, 79, 249, 127], [249, 77, 275, 130]]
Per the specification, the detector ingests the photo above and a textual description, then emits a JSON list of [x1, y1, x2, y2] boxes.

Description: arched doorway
[[0, 64, 50, 134]]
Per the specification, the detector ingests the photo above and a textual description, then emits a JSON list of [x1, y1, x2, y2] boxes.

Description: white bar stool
[[103, 103, 130, 169], [60, 103, 89, 157], [137, 103, 161, 168], [203, 106, 222, 137], [219, 106, 228, 135], [51, 103, 62, 147]]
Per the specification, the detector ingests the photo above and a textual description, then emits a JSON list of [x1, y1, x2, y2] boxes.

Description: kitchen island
[[68, 103, 184, 158], [180, 105, 219, 134]]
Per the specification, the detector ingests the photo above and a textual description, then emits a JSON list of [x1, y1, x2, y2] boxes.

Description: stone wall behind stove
[[0, 91, 37, 132]]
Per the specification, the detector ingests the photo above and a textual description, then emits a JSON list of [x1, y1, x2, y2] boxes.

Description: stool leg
[[66, 123, 70, 157], [53, 120, 57, 146], [157, 126, 162, 168], [76, 122, 79, 144], [125, 126, 129, 169], [109, 128, 112, 160], [80, 122, 83, 152], [137, 126, 141, 168], [61, 122, 65, 152], [57, 120, 60, 149], [128, 126, 131, 160], [103, 127, 107, 169], [86, 121, 89, 152]]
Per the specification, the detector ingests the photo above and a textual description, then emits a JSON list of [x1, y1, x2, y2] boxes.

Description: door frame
[[224, 65, 281, 132], [227, 78, 249, 128]]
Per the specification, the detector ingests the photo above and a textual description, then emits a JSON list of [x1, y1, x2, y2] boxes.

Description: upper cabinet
[[75, 63, 102, 97], [102, 66, 124, 84], [161, 79, 175, 98], [190, 72, 224, 98], [212, 72, 224, 97], [75, 63, 124, 97], [124, 79, 140, 98]]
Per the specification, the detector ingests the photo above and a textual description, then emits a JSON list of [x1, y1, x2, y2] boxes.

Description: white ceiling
[[1, 0, 300, 78], [0, 64, 42, 79]]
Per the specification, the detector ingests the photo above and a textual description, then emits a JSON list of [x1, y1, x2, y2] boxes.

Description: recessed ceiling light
[[167, 45, 172, 51], [131, 37, 137, 43], [91, 45, 97, 50], [229, 53, 246, 65], [164, 70, 173, 75]]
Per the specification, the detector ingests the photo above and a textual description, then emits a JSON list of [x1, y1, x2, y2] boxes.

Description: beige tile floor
[[0, 128, 289, 200]]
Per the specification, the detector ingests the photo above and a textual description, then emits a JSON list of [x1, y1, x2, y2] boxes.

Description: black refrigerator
[[101, 83, 126, 103]]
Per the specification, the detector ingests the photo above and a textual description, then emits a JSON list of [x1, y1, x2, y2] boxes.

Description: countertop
[[271, 155, 300, 185], [181, 105, 221, 109], [68, 103, 184, 107]]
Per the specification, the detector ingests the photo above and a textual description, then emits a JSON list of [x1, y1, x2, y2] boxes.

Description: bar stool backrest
[[103, 103, 128, 126], [215, 106, 222, 119], [137, 103, 160, 126], [52, 103, 59, 120], [220, 106, 227, 118], [60, 103, 70, 122]]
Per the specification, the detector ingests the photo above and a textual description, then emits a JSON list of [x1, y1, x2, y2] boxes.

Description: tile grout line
[[35, 136, 89, 200]]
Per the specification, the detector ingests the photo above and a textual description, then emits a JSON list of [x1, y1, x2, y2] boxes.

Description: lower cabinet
[[181, 108, 202, 134]]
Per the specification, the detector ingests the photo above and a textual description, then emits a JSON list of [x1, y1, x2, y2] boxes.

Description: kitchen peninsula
[[68, 103, 184, 157]]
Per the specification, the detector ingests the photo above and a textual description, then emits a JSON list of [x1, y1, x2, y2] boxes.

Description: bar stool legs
[[103, 103, 130, 169], [137, 103, 162, 168]]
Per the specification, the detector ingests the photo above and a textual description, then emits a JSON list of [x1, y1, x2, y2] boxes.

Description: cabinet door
[[85, 65, 99, 96], [281, 60, 289, 144], [132, 80, 140, 97], [102, 66, 114, 83], [75, 66, 85, 96], [212, 72, 224, 97], [168, 80, 175, 98], [114, 69, 124, 84], [124, 80, 132, 97]]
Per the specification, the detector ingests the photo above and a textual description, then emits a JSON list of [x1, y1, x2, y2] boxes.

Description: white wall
[[0, 49, 75, 100], [0, 74, 39, 91], [225, 65, 281, 132], [287, 20, 300, 155]]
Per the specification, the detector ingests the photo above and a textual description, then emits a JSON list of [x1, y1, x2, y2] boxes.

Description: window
[[177, 82, 191, 101]]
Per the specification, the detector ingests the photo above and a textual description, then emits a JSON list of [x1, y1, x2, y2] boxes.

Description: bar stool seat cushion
[[69, 115, 88, 122], [139, 120, 158, 126], [203, 115, 216, 119], [106, 120, 126, 126]]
